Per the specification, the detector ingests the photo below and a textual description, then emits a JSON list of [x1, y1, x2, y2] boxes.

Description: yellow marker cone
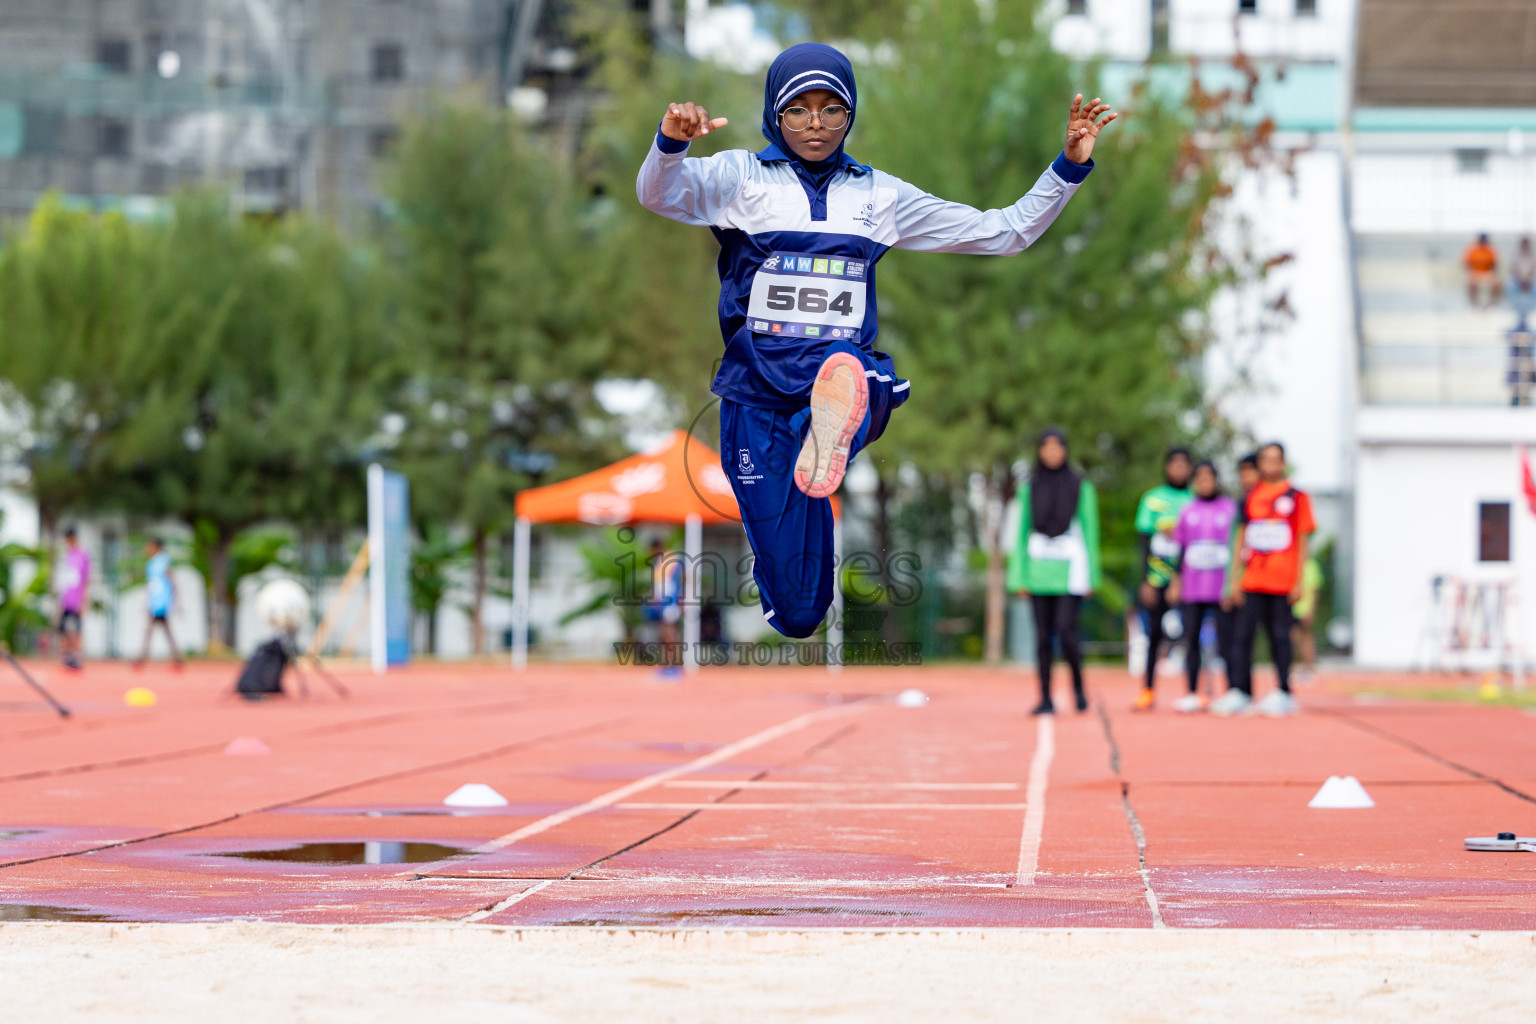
[[123, 687, 157, 707], [1478, 679, 1503, 701]]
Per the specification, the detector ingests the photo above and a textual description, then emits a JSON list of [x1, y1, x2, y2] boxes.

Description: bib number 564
[[765, 285, 855, 317]]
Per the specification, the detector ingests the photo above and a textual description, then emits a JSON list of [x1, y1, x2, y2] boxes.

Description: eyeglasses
[[779, 104, 850, 132]]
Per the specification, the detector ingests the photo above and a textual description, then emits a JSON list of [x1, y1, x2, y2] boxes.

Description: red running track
[[0, 660, 1533, 928]]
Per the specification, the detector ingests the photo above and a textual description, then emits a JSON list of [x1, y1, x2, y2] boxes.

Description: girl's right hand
[[661, 102, 729, 143]]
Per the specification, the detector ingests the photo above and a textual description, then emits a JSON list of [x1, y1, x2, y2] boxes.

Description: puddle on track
[[214, 841, 472, 865], [565, 907, 918, 926], [0, 904, 123, 922]]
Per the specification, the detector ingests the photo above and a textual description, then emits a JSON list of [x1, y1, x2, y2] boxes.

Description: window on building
[[98, 39, 132, 74], [1479, 502, 1511, 562], [1239, 0, 1258, 12], [369, 127, 400, 159], [1296, 0, 1317, 14], [372, 43, 405, 82], [1456, 148, 1488, 173], [98, 119, 130, 158], [243, 166, 290, 193], [1067, 0, 1088, 14], [1151, 0, 1169, 53]]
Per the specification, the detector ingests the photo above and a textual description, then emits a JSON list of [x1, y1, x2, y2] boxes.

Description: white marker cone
[[896, 688, 929, 708], [444, 783, 509, 808], [1308, 775, 1375, 809], [224, 736, 270, 756]]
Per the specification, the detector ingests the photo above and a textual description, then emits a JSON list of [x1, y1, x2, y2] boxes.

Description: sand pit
[[2, 924, 1533, 1022]]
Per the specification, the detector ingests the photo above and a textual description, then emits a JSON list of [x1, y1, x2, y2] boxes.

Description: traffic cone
[[1308, 775, 1375, 808], [443, 783, 508, 808]]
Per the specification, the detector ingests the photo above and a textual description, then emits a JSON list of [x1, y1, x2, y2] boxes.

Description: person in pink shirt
[[56, 527, 90, 671], [1167, 462, 1237, 712]]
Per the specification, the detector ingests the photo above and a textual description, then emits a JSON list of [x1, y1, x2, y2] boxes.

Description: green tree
[[853, 0, 1253, 660], [0, 197, 170, 541], [110, 197, 390, 651], [0, 512, 48, 651], [582, 26, 761, 419], [381, 103, 620, 654], [410, 524, 470, 656], [0, 193, 392, 652]]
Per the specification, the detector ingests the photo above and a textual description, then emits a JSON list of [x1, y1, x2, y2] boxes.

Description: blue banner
[[368, 465, 411, 672]]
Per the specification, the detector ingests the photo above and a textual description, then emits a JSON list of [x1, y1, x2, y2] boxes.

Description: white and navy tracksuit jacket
[[636, 136, 1092, 638]]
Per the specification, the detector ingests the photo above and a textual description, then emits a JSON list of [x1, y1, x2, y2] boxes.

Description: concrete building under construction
[[0, 0, 603, 223]]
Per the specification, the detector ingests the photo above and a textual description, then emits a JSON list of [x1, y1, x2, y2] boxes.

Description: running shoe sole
[[795, 352, 868, 499]]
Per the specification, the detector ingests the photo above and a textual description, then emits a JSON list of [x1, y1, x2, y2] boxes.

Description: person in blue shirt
[[637, 43, 1115, 638], [134, 537, 183, 670]]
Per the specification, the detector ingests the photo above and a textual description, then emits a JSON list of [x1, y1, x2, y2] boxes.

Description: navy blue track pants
[[719, 341, 909, 638]]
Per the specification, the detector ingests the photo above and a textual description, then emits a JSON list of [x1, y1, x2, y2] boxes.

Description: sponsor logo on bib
[[747, 251, 868, 339]]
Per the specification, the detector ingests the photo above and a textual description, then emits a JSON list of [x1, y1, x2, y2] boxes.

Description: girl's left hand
[[1064, 94, 1118, 164]]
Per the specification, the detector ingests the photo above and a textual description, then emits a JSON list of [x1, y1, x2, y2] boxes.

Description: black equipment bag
[[236, 638, 290, 697]]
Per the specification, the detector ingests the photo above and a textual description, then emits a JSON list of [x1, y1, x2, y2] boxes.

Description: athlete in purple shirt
[[56, 527, 90, 670], [1168, 462, 1237, 711]]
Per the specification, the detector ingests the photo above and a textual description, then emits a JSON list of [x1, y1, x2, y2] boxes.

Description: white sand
[[2, 924, 1533, 1022]]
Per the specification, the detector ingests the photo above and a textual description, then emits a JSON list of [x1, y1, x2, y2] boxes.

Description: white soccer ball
[[256, 578, 310, 633]]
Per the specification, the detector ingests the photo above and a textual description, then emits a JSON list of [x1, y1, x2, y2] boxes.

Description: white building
[[1346, 0, 1536, 668], [1052, 0, 1360, 587]]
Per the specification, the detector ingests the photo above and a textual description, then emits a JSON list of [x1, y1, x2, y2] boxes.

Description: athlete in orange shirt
[[1209, 442, 1314, 717]]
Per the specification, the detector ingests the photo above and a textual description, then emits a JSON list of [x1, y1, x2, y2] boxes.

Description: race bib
[[746, 252, 868, 342], [1028, 532, 1078, 562], [1149, 533, 1181, 560], [1246, 519, 1293, 553], [1184, 539, 1229, 571]]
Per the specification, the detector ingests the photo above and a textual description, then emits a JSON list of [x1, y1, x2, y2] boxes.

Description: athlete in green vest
[[1132, 447, 1192, 710]]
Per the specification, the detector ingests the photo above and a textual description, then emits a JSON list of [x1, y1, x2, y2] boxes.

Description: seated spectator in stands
[[1512, 236, 1535, 330], [1465, 233, 1502, 308]]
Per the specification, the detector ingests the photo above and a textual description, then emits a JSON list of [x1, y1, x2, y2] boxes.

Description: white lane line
[[1013, 714, 1056, 887], [662, 780, 1020, 791], [472, 703, 866, 853], [464, 879, 555, 923], [616, 802, 1028, 811]]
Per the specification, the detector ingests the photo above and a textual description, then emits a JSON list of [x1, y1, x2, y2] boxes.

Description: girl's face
[[1193, 465, 1219, 499], [780, 88, 850, 163], [1039, 436, 1067, 470]]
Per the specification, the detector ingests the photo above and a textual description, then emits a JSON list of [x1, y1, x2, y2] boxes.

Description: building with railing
[[1348, 0, 1536, 669]]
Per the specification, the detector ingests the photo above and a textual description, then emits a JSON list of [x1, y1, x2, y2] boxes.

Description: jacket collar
[[755, 143, 870, 176]]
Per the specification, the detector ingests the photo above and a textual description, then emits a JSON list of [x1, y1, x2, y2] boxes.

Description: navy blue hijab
[[761, 43, 860, 183]]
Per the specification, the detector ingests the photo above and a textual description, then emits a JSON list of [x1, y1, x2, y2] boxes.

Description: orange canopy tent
[[513, 429, 742, 526], [508, 430, 843, 672]]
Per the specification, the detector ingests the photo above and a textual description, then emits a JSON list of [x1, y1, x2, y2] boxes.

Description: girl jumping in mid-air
[[637, 42, 1116, 639]]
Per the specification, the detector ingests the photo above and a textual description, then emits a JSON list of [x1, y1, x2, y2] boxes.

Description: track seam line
[[1096, 703, 1167, 929], [0, 692, 553, 785], [450, 716, 866, 924], [465, 702, 869, 856], [1012, 715, 1054, 886], [0, 715, 631, 872], [1318, 707, 1536, 805]]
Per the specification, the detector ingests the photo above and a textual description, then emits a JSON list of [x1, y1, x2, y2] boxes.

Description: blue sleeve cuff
[[1051, 151, 1093, 184], [655, 125, 689, 155]]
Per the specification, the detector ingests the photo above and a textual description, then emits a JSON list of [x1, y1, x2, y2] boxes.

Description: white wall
[[0, 486, 39, 546], [1207, 148, 1356, 496], [1050, 0, 1354, 62], [1353, 407, 1536, 668]]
